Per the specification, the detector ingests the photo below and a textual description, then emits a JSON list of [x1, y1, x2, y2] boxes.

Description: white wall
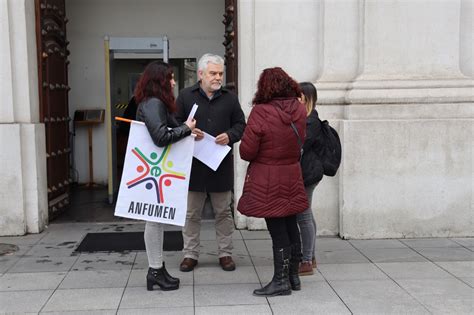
[[66, 0, 224, 184], [238, 0, 474, 238], [0, 0, 48, 235]]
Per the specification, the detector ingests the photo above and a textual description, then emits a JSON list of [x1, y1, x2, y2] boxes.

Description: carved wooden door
[[35, 0, 71, 218], [223, 0, 238, 94]]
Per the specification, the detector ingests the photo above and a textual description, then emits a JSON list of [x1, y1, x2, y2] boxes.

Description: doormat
[[75, 231, 183, 252]]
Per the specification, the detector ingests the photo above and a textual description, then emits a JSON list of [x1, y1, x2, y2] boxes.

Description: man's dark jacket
[[176, 82, 246, 192], [301, 109, 324, 186]]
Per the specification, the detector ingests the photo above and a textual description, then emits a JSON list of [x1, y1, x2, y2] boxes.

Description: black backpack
[[318, 119, 342, 176]]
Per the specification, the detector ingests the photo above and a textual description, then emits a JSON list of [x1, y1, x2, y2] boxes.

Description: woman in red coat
[[238, 67, 308, 297]]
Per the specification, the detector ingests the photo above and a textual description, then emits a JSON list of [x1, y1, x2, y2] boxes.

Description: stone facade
[[0, 0, 48, 235], [1, 0, 472, 237], [236, 0, 473, 238]]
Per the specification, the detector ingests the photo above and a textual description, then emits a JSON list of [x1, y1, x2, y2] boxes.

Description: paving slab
[[267, 281, 351, 315], [315, 249, 370, 264], [250, 252, 274, 267], [45, 223, 99, 232], [0, 255, 21, 274], [415, 247, 474, 262], [400, 238, 462, 248], [240, 229, 271, 240], [118, 307, 194, 315], [24, 243, 78, 257], [98, 222, 145, 233], [316, 237, 355, 251], [0, 233, 45, 245], [376, 261, 453, 279], [415, 297, 474, 314], [196, 304, 272, 315], [397, 278, 473, 300], [349, 239, 407, 249], [397, 278, 474, 314], [71, 252, 136, 271], [329, 279, 430, 314], [0, 272, 66, 291], [243, 239, 274, 253], [194, 283, 263, 306], [2, 244, 33, 257], [318, 263, 388, 281], [436, 261, 474, 278], [0, 290, 53, 313], [59, 270, 130, 289], [452, 238, 474, 248], [194, 265, 259, 285], [42, 287, 123, 312], [40, 311, 116, 315], [119, 285, 193, 309], [8, 256, 78, 273], [460, 277, 474, 287], [358, 247, 428, 263], [38, 230, 90, 246], [1, 222, 472, 315]]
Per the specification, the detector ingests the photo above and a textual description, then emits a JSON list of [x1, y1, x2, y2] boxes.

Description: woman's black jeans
[[265, 215, 301, 249]]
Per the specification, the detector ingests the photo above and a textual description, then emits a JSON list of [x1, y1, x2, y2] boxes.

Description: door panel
[[35, 0, 71, 218], [224, 0, 238, 94]]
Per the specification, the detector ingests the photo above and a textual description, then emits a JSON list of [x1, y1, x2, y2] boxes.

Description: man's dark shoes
[[219, 256, 236, 271], [179, 258, 198, 272]]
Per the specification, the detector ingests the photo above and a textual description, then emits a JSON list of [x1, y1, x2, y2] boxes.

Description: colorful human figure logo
[[126, 145, 185, 203]]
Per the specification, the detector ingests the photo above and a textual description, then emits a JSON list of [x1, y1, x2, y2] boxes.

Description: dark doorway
[[45, 1, 239, 223]]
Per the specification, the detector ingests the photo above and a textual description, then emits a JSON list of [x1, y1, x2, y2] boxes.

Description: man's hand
[[215, 133, 229, 145], [192, 128, 204, 140]]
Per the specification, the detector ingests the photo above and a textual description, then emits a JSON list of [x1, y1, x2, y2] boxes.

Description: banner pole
[[104, 36, 113, 204]]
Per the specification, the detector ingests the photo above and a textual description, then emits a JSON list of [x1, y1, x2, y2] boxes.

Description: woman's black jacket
[[136, 97, 191, 147], [300, 109, 324, 187]]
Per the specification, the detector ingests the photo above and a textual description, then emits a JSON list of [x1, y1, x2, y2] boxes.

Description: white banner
[[115, 121, 194, 226]]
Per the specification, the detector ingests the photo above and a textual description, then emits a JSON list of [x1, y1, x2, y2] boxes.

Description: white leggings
[[144, 221, 164, 269]]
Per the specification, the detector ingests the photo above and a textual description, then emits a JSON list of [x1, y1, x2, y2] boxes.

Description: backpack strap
[[275, 106, 304, 159], [290, 121, 304, 159]]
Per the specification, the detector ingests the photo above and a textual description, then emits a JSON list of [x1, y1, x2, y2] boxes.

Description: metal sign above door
[[107, 36, 169, 62]]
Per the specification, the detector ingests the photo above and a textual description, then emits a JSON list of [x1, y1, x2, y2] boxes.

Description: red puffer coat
[[237, 97, 309, 218]]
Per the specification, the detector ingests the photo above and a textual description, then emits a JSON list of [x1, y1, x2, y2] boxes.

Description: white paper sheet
[[187, 103, 198, 122], [193, 132, 231, 171]]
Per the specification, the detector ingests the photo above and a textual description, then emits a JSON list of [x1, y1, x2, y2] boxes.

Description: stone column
[[237, 0, 473, 238], [236, 0, 324, 230], [0, 0, 48, 235], [340, 0, 473, 238]]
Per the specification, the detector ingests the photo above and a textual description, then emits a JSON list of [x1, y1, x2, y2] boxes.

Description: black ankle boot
[[162, 262, 180, 285], [146, 267, 179, 291], [289, 243, 302, 290], [253, 247, 291, 297]]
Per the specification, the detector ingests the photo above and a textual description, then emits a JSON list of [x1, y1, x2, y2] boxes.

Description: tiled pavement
[[0, 222, 472, 314]]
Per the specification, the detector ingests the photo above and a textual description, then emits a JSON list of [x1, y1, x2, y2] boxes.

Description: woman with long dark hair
[[297, 82, 323, 275], [238, 67, 308, 297], [134, 61, 196, 291]]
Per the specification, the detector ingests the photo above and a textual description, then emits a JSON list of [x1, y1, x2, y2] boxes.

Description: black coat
[[300, 109, 324, 186], [176, 83, 246, 192], [136, 97, 191, 147]]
